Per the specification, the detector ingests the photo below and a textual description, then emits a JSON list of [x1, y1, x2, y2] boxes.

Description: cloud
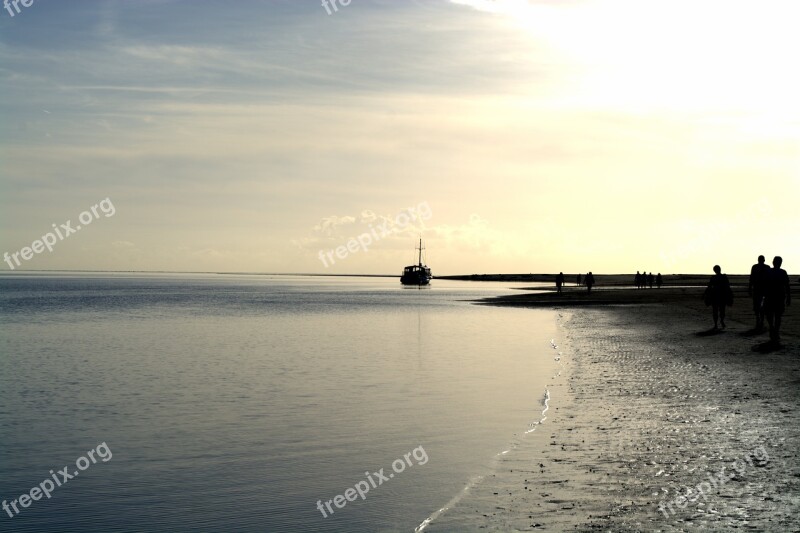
[[312, 215, 358, 236], [294, 203, 435, 251]]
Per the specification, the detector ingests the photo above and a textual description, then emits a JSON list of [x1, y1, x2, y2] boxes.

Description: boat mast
[[417, 238, 424, 267]]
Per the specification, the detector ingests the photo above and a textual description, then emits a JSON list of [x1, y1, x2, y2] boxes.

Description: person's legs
[[773, 303, 785, 343], [712, 304, 720, 328], [752, 296, 760, 328], [765, 306, 776, 341], [753, 293, 765, 330], [720, 304, 726, 328]]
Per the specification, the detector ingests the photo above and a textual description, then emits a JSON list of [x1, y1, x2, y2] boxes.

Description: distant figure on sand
[[647, 272, 654, 289], [748, 255, 771, 331], [634, 271, 642, 289], [656, 273, 663, 288], [576, 273, 582, 287], [704, 265, 733, 330], [764, 256, 791, 344], [555, 272, 564, 294], [585, 272, 595, 293]]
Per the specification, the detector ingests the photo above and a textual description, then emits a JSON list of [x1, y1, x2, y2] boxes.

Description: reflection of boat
[[400, 238, 432, 286]]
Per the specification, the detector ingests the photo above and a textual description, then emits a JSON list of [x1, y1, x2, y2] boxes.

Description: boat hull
[[400, 273, 431, 285]]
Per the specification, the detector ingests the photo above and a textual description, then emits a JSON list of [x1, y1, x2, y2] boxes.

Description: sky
[[1, 0, 798, 275]]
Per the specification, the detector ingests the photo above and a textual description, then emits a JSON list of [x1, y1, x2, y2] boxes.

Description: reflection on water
[[0, 274, 557, 532]]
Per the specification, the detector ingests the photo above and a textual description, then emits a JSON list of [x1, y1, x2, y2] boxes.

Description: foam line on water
[[525, 388, 551, 434], [414, 473, 485, 532], [416, 333, 566, 532]]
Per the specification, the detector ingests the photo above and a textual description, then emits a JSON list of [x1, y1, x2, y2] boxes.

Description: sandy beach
[[428, 284, 799, 531]]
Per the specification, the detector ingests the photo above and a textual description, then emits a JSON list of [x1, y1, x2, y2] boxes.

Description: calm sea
[[0, 273, 558, 532]]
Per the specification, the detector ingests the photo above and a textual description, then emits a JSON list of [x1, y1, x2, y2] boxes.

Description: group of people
[[555, 272, 595, 293], [634, 271, 662, 289], [749, 255, 791, 343], [551, 258, 790, 344], [705, 255, 791, 344]]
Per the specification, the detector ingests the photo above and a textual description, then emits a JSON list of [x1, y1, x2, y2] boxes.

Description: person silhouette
[[764, 256, 791, 344], [555, 272, 565, 294], [748, 255, 771, 331], [704, 265, 733, 329], [647, 272, 654, 289], [576, 273, 582, 287], [585, 272, 595, 293], [656, 273, 663, 288], [635, 271, 642, 289]]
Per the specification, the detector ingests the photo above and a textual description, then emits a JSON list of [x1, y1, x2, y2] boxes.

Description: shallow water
[[0, 273, 557, 532]]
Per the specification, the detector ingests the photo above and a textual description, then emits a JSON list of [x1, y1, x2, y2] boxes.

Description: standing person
[[748, 255, 771, 331], [576, 273, 582, 287], [647, 272, 654, 289], [635, 271, 642, 289], [585, 272, 595, 293], [656, 273, 663, 288], [703, 265, 733, 329], [555, 272, 565, 294], [764, 256, 791, 344]]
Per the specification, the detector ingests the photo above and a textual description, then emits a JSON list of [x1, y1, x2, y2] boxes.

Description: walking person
[[704, 265, 733, 330], [585, 272, 595, 293], [635, 271, 642, 289], [647, 272, 654, 289], [748, 255, 771, 331], [656, 273, 663, 288], [576, 273, 582, 287], [555, 272, 565, 294], [764, 256, 791, 344]]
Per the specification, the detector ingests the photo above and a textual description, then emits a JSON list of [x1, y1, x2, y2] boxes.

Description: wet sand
[[428, 286, 799, 531]]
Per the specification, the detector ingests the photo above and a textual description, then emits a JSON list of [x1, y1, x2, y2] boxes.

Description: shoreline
[[428, 287, 799, 531], [439, 274, 754, 286]]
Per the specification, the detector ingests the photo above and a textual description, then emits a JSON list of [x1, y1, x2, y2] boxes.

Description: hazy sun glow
[[454, 0, 800, 114]]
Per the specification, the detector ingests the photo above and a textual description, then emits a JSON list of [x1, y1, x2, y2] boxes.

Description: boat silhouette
[[400, 238, 431, 286]]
